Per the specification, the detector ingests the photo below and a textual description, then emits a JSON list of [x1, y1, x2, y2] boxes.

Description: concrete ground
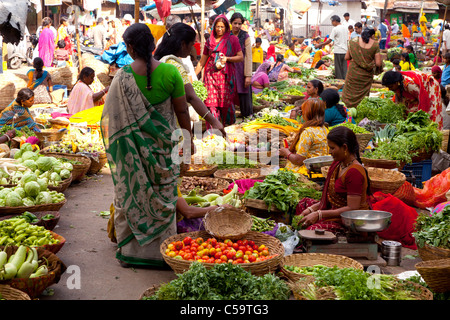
[[38, 167, 423, 300]]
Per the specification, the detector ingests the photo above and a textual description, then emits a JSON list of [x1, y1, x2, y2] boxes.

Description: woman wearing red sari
[[297, 126, 371, 233], [195, 15, 243, 127], [381, 70, 443, 129]]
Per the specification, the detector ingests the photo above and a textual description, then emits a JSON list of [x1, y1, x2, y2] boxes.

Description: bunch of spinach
[[243, 170, 321, 213], [145, 262, 290, 300], [413, 206, 450, 250], [356, 97, 407, 124]]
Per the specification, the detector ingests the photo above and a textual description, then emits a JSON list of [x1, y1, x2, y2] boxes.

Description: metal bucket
[[381, 240, 402, 266]]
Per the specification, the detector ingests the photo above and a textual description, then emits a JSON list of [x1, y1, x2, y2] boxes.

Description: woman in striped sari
[[342, 28, 382, 109], [101, 23, 193, 268], [0, 88, 41, 132]]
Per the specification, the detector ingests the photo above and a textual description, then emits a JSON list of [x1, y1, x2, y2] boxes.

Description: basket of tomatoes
[[160, 230, 284, 276]]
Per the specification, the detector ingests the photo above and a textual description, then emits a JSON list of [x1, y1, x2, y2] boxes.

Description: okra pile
[[0, 217, 60, 247]]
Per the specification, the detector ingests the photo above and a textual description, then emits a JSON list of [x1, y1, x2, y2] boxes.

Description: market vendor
[[381, 70, 443, 129], [0, 88, 41, 132], [284, 43, 299, 62], [251, 61, 271, 94], [298, 126, 371, 232], [279, 98, 329, 176], [67, 67, 110, 114], [268, 54, 301, 82], [321, 88, 355, 126]]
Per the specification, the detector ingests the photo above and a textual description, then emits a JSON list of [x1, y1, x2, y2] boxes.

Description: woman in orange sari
[[297, 126, 371, 233]]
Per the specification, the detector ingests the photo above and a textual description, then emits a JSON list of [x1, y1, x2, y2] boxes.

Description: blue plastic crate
[[402, 160, 432, 188]]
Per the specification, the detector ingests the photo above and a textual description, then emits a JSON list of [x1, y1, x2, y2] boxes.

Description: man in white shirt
[[92, 17, 107, 49], [342, 13, 356, 28], [442, 24, 450, 53], [391, 21, 399, 35], [316, 15, 348, 79]]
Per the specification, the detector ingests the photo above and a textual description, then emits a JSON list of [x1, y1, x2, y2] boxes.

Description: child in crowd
[[252, 37, 264, 71], [54, 40, 70, 67], [392, 58, 401, 72], [400, 52, 415, 71]]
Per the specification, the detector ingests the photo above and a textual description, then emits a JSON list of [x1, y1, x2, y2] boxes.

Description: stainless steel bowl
[[340, 210, 392, 233], [303, 156, 334, 172]]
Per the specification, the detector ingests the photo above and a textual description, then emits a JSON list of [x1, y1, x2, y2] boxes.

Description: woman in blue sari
[[27, 57, 54, 104]]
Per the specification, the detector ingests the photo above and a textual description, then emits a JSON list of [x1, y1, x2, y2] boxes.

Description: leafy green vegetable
[[329, 122, 371, 134], [356, 97, 406, 124], [205, 151, 258, 170], [192, 81, 208, 101], [144, 262, 290, 300], [413, 206, 450, 250]]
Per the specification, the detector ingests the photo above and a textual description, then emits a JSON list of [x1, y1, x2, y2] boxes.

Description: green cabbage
[[20, 143, 33, 152], [37, 178, 48, 191], [52, 162, 63, 174], [21, 151, 39, 161], [60, 169, 71, 180], [14, 187, 26, 198], [0, 188, 13, 199], [36, 157, 54, 172], [22, 197, 35, 206], [62, 162, 73, 171], [24, 181, 41, 198], [20, 172, 38, 187], [0, 178, 8, 185], [35, 192, 52, 205], [5, 191, 23, 207], [22, 160, 37, 171], [50, 172, 61, 182]]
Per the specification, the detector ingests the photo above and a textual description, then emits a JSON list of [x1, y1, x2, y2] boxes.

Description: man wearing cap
[[315, 15, 348, 79]]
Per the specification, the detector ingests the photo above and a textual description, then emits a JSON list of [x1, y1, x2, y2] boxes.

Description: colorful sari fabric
[[203, 14, 241, 127], [251, 61, 271, 93], [101, 67, 180, 267], [0, 101, 41, 132], [267, 45, 276, 61], [27, 69, 50, 90], [402, 24, 411, 38], [397, 71, 443, 129], [67, 81, 95, 114], [298, 46, 312, 64], [38, 28, 55, 67], [342, 37, 380, 109], [310, 50, 323, 68], [56, 25, 72, 52]]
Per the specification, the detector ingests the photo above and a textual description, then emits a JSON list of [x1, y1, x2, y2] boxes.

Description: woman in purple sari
[[38, 19, 55, 67]]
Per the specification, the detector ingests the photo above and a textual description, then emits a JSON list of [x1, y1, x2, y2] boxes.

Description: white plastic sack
[[275, 223, 299, 256]]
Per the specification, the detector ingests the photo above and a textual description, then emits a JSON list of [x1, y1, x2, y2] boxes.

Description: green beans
[[251, 215, 276, 232]]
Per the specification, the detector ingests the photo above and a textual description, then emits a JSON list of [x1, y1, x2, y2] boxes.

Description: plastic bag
[[275, 223, 299, 255]]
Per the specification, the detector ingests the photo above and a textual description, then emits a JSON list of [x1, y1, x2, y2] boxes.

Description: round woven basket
[[0, 199, 67, 216], [48, 174, 72, 193], [280, 253, 364, 283], [39, 231, 66, 254], [35, 129, 67, 143], [356, 133, 375, 153], [182, 164, 218, 177], [40, 152, 92, 182], [415, 258, 450, 293], [214, 168, 266, 182], [160, 230, 284, 276], [0, 246, 66, 299], [410, 148, 434, 163], [321, 166, 406, 195], [48, 119, 69, 129], [361, 157, 406, 171], [34, 211, 61, 231], [281, 95, 305, 105], [0, 284, 31, 300], [87, 152, 108, 175], [417, 243, 450, 261], [139, 284, 161, 300], [203, 207, 253, 241]]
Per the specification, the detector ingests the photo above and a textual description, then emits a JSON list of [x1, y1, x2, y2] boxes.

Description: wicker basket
[[280, 253, 364, 283], [214, 168, 266, 182], [361, 157, 406, 171], [34, 211, 61, 231], [356, 133, 375, 153], [0, 284, 31, 300], [160, 230, 284, 276], [0, 199, 67, 216], [410, 148, 434, 163], [87, 152, 108, 175], [442, 130, 449, 153], [39, 231, 66, 254], [48, 118, 69, 129], [415, 258, 450, 293], [321, 166, 406, 195], [417, 243, 450, 262], [179, 176, 230, 196], [40, 152, 92, 182], [48, 174, 72, 193], [35, 129, 67, 143], [183, 164, 218, 177], [281, 95, 305, 105], [0, 246, 67, 299], [203, 207, 253, 241], [139, 284, 161, 300]]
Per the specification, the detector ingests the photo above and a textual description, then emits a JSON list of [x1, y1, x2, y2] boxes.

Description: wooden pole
[[135, 0, 140, 23], [436, 5, 448, 66], [201, 0, 205, 53]]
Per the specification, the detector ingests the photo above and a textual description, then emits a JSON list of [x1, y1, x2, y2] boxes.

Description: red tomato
[[174, 241, 184, 251], [242, 240, 248, 246], [220, 255, 228, 262], [215, 252, 222, 259], [248, 255, 256, 262], [184, 253, 193, 260], [210, 238, 217, 247], [248, 240, 255, 246], [236, 258, 244, 264], [253, 244, 259, 251], [238, 246, 246, 252], [232, 243, 239, 250], [183, 237, 193, 245], [226, 251, 236, 259], [237, 240, 243, 246], [215, 259, 223, 264], [195, 237, 204, 245]]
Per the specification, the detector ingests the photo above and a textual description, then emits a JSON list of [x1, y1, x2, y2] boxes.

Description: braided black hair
[[33, 57, 44, 81], [123, 23, 156, 90]]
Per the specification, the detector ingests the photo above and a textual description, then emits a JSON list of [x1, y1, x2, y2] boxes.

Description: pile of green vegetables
[[288, 265, 427, 300], [270, 80, 290, 91], [206, 151, 258, 170], [329, 122, 371, 134], [0, 216, 60, 246], [182, 183, 241, 208], [143, 261, 290, 300], [413, 206, 450, 250], [363, 111, 442, 163], [282, 86, 306, 96], [244, 170, 322, 214], [0, 126, 36, 138], [251, 215, 276, 232], [355, 97, 407, 124], [257, 88, 283, 102], [0, 245, 49, 280], [0, 185, 65, 207], [192, 81, 208, 101], [246, 113, 298, 128]]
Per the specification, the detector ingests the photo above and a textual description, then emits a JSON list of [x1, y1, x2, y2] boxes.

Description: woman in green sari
[[101, 23, 193, 268], [342, 28, 382, 109]]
